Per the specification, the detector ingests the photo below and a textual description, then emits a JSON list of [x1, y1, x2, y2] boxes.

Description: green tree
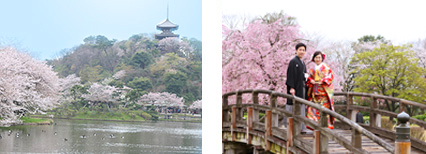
[[357, 35, 386, 43], [130, 50, 153, 69], [352, 43, 426, 115], [164, 71, 187, 96], [124, 89, 147, 108], [79, 65, 106, 83], [108, 80, 124, 88], [182, 37, 202, 61], [128, 77, 153, 91], [83, 36, 96, 45], [70, 85, 89, 109], [258, 10, 297, 25]]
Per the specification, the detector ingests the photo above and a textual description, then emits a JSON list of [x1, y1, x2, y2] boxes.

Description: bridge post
[[247, 107, 253, 145], [265, 110, 272, 151], [397, 102, 406, 125], [313, 130, 320, 154], [346, 94, 356, 122], [292, 99, 301, 137], [395, 111, 410, 154], [223, 95, 229, 123], [231, 106, 237, 141], [252, 92, 259, 122], [287, 117, 294, 154], [370, 96, 381, 127], [236, 92, 243, 121], [317, 110, 328, 153], [351, 128, 362, 149], [270, 94, 279, 128]]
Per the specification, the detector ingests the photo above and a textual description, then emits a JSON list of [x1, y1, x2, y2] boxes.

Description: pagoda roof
[[156, 19, 179, 29]]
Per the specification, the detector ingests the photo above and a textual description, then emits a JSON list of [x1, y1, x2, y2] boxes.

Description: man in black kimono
[[283, 43, 309, 133], [356, 110, 364, 124]]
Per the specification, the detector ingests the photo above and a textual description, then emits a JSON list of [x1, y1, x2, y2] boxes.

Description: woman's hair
[[311, 51, 325, 62]]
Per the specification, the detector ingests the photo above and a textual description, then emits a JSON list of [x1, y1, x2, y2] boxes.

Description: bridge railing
[[334, 92, 426, 152], [223, 89, 395, 154]]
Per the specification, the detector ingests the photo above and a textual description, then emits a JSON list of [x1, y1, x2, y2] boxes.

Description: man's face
[[296, 46, 306, 59]]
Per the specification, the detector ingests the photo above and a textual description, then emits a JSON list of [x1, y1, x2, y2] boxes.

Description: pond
[[0, 119, 202, 153]]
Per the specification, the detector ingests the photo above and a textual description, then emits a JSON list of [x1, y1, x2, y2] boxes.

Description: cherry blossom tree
[[112, 70, 126, 80], [137, 92, 184, 107], [158, 37, 193, 58], [222, 17, 316, 104], [59, 74, 82, 109], [189, 100, 202, 109], [81, 83, 119, 111], [317, 40, 356, 92], [59, 74, 81, 93], [318, 39, 387, 93], [58, 74, 82, 107], [222, 13, 254, 30], [412, 39, 426, 70], [0, 47, 60, 124]]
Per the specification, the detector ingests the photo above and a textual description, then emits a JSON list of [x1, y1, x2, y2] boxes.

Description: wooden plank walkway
[[293, 129, 423, 154]]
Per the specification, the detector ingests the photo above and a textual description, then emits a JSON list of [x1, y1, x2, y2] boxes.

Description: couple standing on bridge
[[284, 43, 335, 133]]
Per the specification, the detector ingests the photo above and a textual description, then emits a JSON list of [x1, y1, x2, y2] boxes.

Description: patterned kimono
[[306, 63, 335, 129]]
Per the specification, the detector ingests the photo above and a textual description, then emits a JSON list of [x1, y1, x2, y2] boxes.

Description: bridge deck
[[296, 129, 423, 154]]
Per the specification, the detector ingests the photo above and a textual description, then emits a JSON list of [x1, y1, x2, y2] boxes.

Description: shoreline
[[32, 116, 201, 123], [1, 114, 202, 127]]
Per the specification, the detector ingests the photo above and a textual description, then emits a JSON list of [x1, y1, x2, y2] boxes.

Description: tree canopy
[[352, 43, 426, 114]]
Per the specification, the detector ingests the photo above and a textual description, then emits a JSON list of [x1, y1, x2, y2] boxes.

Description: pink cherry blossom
[[223, 19, 316, 104], [138, 92, 184, 107], [0, 47, 60, 125]]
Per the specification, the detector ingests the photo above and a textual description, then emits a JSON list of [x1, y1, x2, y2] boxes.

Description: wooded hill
[[47, 34, 202, 106]]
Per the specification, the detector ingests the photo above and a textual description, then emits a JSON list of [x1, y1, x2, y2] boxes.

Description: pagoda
[[155, 5, 179, 40]]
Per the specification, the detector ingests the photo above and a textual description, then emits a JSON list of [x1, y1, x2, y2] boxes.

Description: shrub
[[413, 114, 426, 121], [141, 112, 152, 120], [381, 117, 395, 131], [411, 127, 426, 141]]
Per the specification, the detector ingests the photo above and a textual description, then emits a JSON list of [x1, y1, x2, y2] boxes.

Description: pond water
[[0, 119, 202, 153]]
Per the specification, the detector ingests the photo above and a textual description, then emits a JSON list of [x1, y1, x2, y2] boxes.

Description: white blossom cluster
[[138, 92, 184, 107], [0, 47, 60, 124]]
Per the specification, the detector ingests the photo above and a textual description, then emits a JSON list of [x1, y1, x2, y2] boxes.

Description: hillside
[[47, 34, 202, 105]]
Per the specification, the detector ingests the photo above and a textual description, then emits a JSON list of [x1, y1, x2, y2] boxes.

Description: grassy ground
[[71, 111, 147, 121], [29, 112, 201, 123], [158, 113, 202, 122], [20, 117, 53, 124]]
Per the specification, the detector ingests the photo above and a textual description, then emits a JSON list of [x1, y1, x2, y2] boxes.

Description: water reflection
[[0, 119, 202, 153]]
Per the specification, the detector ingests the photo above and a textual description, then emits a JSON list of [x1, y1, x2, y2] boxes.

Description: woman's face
[[314, 54, 322, 65]]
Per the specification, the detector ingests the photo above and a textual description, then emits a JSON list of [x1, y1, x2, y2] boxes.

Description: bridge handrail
[[223, 89, 395, 153], [334, 92, 426, 130], [334, 92, 426, 110]]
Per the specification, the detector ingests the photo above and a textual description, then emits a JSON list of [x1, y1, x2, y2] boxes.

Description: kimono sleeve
[[321, 66, 334, 86], [286, 60, 296, 89], [306, 68, 315, 88]]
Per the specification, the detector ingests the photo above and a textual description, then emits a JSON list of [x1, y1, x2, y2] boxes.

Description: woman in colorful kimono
[[306, 51, 335, 129]]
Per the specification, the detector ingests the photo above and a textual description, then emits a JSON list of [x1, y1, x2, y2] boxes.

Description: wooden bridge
[[222, 89, 426, 154]]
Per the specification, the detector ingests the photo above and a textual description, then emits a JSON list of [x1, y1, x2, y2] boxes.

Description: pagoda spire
[[155, 3, 179, 40]]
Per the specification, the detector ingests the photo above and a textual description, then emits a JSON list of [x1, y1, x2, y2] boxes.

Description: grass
[[377, 115, 426, 141], [20, 117, 52, 124], [172, 113, 200, 117], [243, 112, 265, 120], [159, 119, 201, 122], [71, 111, 147, 121]]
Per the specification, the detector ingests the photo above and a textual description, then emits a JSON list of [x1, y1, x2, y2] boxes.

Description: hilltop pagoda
[[155, 5, 179, 40]]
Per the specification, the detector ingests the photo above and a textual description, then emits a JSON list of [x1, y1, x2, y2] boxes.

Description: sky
[[0, 0, 201, 60], [221, 0, 426, 45]]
